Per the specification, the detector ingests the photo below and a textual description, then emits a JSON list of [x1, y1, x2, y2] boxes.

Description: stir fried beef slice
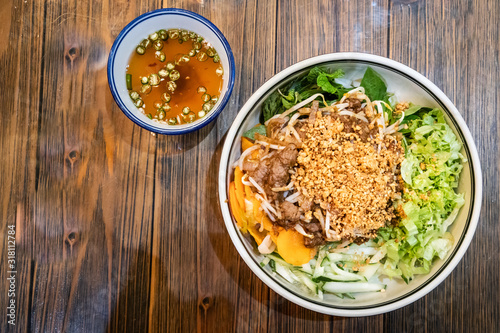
[[294, 120, 308, 140], [269, 143, 298, 188], [299, 220, 325, 248], [248, 158, 270, 185], [269, 157, 289, 190], [281, 201, 300, 222], [248, 143, 298, 199], [346, 98, 362, 112], [307, 100, 320, 125], [266, 117, 287, 139], [278, 143, 298, 165], [331, 114, 377, 142], [337, 115, 355, 133], [241, 158, 260, 172], [302, 221, 321, 233], [276, 218, 297, 229], [304, 231, 325, 248], [357, 122, 377, 142]]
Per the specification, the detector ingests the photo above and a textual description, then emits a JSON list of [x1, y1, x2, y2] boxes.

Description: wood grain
[[0, 0, 498, 332]]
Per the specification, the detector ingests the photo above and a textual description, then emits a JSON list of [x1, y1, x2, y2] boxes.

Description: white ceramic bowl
[[218, 53, 482, 316], [108, 8, 235, 135]]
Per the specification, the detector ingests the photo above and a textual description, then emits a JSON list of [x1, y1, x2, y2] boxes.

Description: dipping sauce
[[126, 29, 224, 125]]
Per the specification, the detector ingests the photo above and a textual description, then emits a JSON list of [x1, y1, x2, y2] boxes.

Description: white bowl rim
[[218, 52, 482, 317], [107, 8, 235, 135]]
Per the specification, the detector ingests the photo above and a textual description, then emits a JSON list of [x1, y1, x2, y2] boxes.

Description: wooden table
[[1, 0, 498, 332]]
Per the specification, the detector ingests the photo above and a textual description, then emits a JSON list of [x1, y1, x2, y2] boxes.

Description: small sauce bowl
[[108, 8, 235, 135]]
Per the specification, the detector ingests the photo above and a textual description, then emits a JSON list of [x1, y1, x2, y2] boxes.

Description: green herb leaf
[[262, 91, 284, 122], [261, 67, 347, 122], [243, 124, 267, 140], [281, 89, 298, 109], [316, 69, 345, 94], [317, 75, 337, 94], [306, 66, 327, 83], [299, 88, 323, 101], [360, 67, 387, 101], [282, 97, 295, 110]]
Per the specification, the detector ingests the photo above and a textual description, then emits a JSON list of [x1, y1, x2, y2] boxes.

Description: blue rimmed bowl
[[218, 53, 482, 316], [107, 8, 235, 135]]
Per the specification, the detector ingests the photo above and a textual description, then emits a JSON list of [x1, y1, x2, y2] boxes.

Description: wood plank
[[0, 0, 43, 331]]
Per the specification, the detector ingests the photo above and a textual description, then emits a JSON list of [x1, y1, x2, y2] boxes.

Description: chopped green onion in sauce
[[126, 28, 224, 125]]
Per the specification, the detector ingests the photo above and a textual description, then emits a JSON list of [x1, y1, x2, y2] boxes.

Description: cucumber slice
[[313, 273, 362, 283], [260, 256, 271, 267], [327, 252, 365, 262], [300, 262, 313, 275], [321, 256, 330, 266], [312, 266, 325, 278], [359, 263, 381, 281], [275, 263, 296, 283], [323, 282, 386, 294], [343, 293, 356, 299], [330, 263, 366, 281], [296, 272, 318, 294], [344, 246, 378, 256]]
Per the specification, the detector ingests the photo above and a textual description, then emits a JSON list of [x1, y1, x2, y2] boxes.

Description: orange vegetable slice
[[229, 182, 247, 233], [276, 229, 316, 266], [244, 185, 253, 198], [234, 167, 245, 209], [241, 136, 254, 152], [244, 190, 269, 245], [246, 214, 268, 245], [251, 197, 274, 232]]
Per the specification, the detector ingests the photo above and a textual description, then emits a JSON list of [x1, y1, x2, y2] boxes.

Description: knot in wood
[[65, 231, 78, 246], [64, 46, 80, 67], [65, 149, 80, 167], [199, 296, 213, 311]]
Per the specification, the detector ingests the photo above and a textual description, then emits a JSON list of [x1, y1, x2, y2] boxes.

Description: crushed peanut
[[395, 101, 409, 113], [292, 112, 404, 241]]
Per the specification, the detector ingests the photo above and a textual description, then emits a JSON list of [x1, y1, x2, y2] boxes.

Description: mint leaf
[[360, 67, 387, 101], [317, 75, 338, 94], [316, 69, 345, 94], [282, 97, 295, 110], [243, 125, 267, 140], [306, 66, 327, 83]]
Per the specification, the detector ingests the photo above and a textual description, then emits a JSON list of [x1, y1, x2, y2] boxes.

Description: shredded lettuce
[[376, 109, 466, 282]]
